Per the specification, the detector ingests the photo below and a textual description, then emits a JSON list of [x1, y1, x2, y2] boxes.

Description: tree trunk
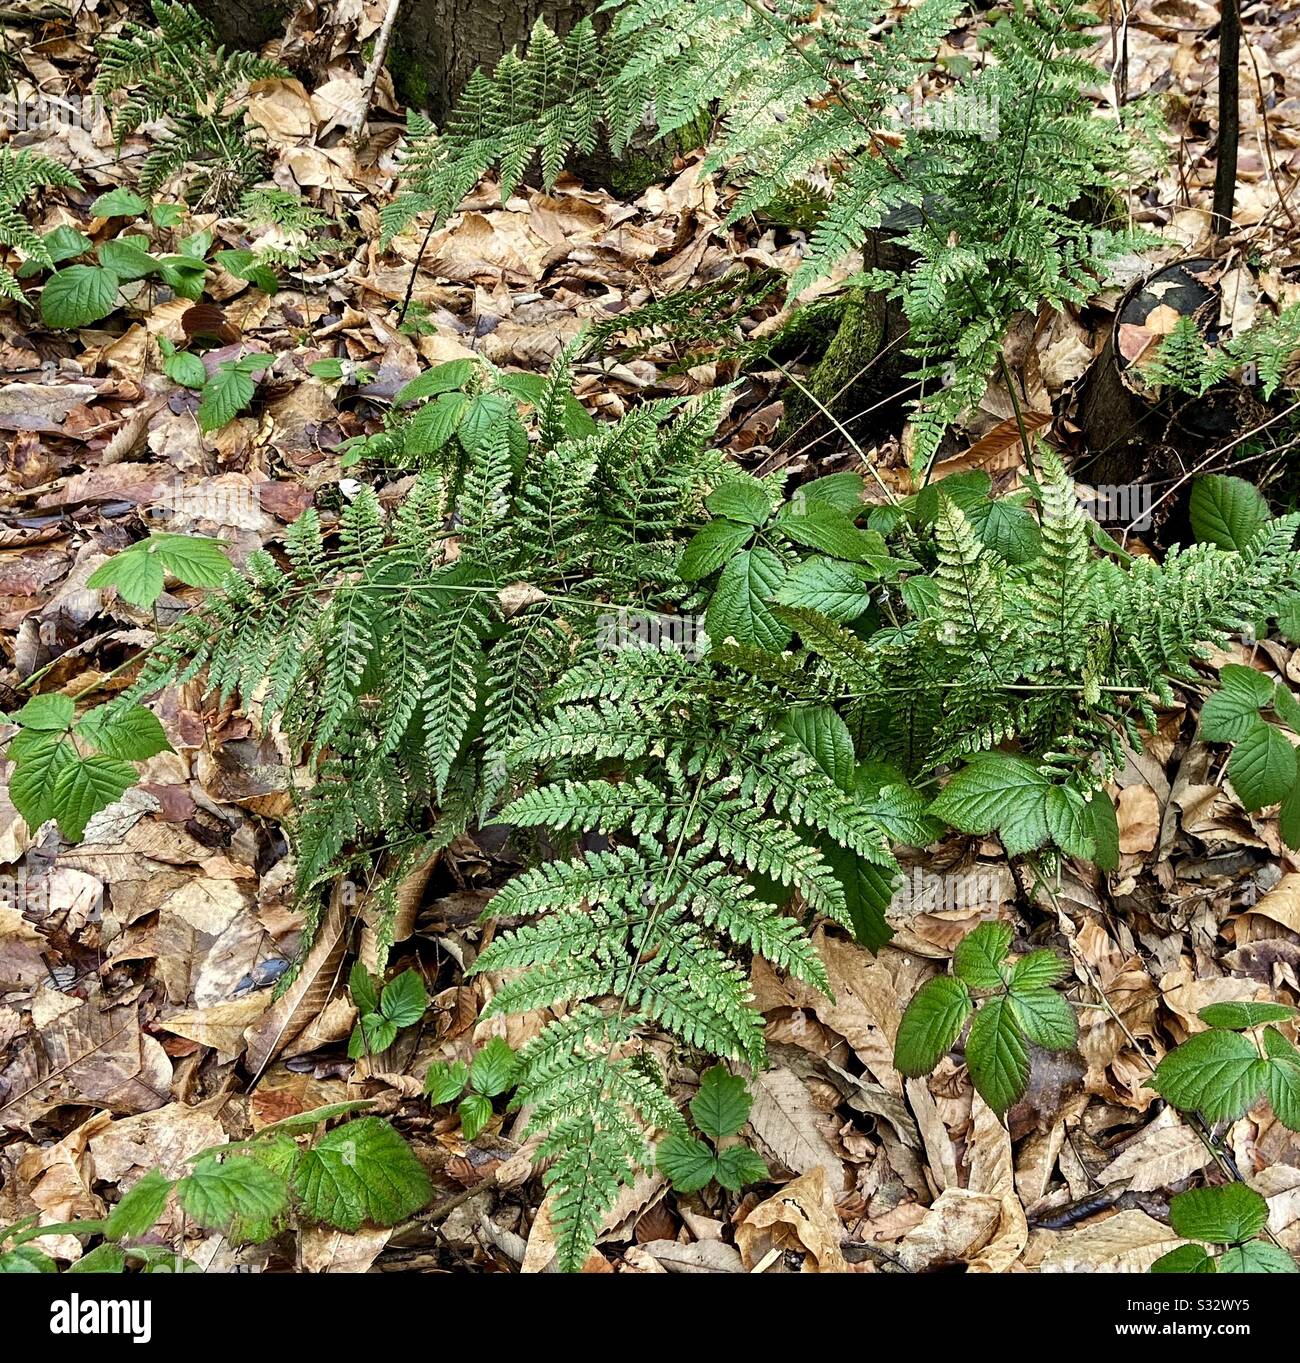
[[195, 0, 292, 51], [389, 0, 601, 124], [198, 0, 601, 120]]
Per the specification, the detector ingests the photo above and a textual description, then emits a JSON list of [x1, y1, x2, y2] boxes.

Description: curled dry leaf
[[0, 1002, 171, 1130], [896, 1188, 1003, 1272], [157, 993, 271, 1061], [735, 1165, 849, 1272]]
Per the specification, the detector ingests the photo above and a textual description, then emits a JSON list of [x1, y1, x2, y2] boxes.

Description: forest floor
[[1, 0, 1300, 1275]]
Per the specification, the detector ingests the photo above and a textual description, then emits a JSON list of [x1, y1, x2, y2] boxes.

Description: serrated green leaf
[[379, 969, 428, 1028], [254, 1100, 376, 1137], [678, 518, 753, 582], [91, 187, 147, 218], [1228, 720, 1298, 811], [51, 755, 138, 840], [894, 975, 973, 1076], [14, 693, 74, 731], [1263, 1025, 1300, 1131], [1169, 1184, 1269, 1245], [97, 237, 158, 281], [1149, 1028, 1268, 1121], [977, 499, 1042, 564], [349, 1012, 398, 1058], [773, 556, 873, 621], [1276, 593, 1300, 645], [1009, 985, 1077, 1050], [470, 1036, 519, 1097], [1273, 683, 1300, 735], [215, 249, 277, 292], [1009, 949, 1070, 989], [953, 921, 1012, 988], [150, 533, 232, 588], [177, 1155, 287, 1232], [165, 350, 208, 390], [179, 227, 213, 259], [965, 995, 1030, 1115], [916, 471, 990, 524], [67, 1243, 126, 1273], [8, 733, 77, 831], [86, 546, 166, 607], [713, 1144, 769, 1191], [1197, 1001, 1297, 1030], [198, 362, 257, 432], [690, 1065, 752, 1140], [1189, 475, 1271, 551], [656, 1134, 717, 1193], [75, 704, 171, 761], [1084, 791, 1121, 872], [0, 1246, 57, 1273], [395, 360, 477, 404], [1281, 777, 1300, 851], [776, 508, 881, 562], [778, 705, 855, 793], [40, 265, 120, 329], [560, 393, 597, 439], [106, 1169, 173, 1240], [929, 754, 1050, 846], [823, 839, 897, 953], [293, 1118, 431, 1231], [705, 476, 771, 526], [29, 225, 92, 270], [349, 961, 379, 1016], [1201, 665, 1276, 741], [424, 1060, 469, 1104], [706, 548, 791, 652], [404, 392, 468, 457], [458, 1091, 493, 1139], [1218, 1241, 1299, 1273], [156, 253, 207, 300], [1045, 784, 1096, 859], [791, 472, 864, 514], [1151, 1243, 1218, 1273], [458, 393, 513, 454]]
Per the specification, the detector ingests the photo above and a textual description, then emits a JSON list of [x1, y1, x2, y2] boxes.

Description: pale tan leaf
[[1101, 1109, 1214, 1193], [896, 1188, 1002, 1271], [747, 1066, 844, 1185], [639, 1239, 744, 1273], [157, 994, 270, 1060], [1038, 1209, 1183, 1272]]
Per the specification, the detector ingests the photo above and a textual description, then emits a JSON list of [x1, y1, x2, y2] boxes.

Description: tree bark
[[198, 0, 602, 123], [390, 0, 601, 124], [194, 0, 291, 52]]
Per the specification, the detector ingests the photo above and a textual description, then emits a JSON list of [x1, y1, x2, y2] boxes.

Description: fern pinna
[[388, 1, 1156, 466], [95, 0, 287, 201], [468, 449, 1300, 1268], [0, 150, 81, 303], [473, 647, 908, 1268], [119, 346, 727, 954]]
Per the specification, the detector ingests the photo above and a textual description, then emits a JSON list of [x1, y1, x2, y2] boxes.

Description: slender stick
[[349, 0, 405, 136], [1212, 0, 1241, 236]]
